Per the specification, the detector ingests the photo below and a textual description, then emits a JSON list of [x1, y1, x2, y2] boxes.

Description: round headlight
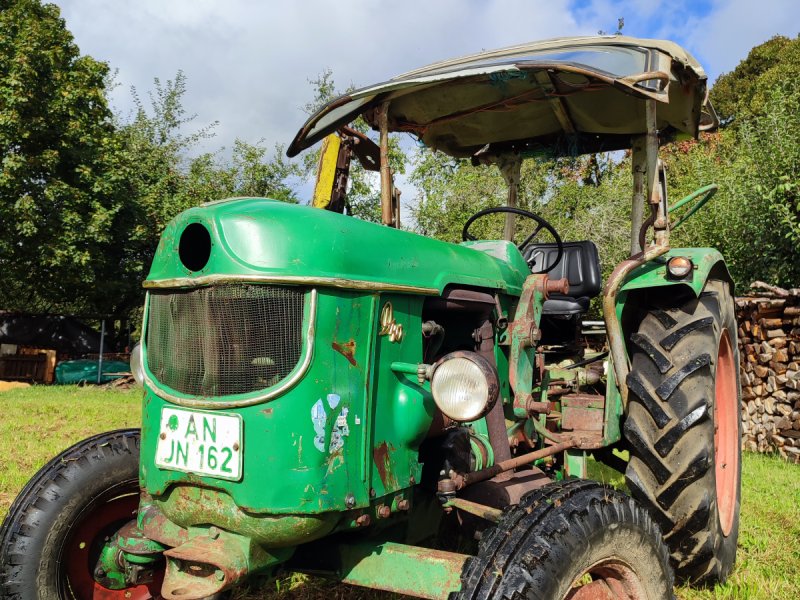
[[130, 342, 144, 386], [430, 352, 499, 422], [667, 256, 693, 279]]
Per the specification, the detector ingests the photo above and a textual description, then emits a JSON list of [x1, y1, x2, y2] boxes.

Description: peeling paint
[[332, 340, 358, 366], [312, 399, 327, 452], [329, 407, 350, 453]]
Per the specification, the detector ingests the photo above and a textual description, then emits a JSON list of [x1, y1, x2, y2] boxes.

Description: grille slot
[[146, 285, 305, 397]]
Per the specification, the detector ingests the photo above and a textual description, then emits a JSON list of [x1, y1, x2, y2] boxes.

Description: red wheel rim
[[60, 481, 163, 599], [565, 559, 646, 599], [714, 329, 738, 537]]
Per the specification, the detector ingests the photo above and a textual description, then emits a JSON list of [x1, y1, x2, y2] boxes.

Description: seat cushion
[[523, 240, 601, 298], [542, 296, 590, 315]]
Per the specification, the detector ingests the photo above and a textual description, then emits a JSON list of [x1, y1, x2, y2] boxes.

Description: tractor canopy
[[287, 35, 717, 160]]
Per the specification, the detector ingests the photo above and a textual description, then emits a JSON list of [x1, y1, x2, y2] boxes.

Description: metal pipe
[[97, 319, 105, 385], [378, 102, 393, 227], [497, 156, 521, 241], [630, 136, 646, 255], [601, 244, 669, 406], [459, 440, 577, 487]]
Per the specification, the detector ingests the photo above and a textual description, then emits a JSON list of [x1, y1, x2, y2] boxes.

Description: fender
[[604, 247, 734, 409]]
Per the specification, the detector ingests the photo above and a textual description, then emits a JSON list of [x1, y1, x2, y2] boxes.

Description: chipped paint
[[373, 442, 398, 489], [332, 340, 358, 366], [312, 399, 327, 452], [329, 407, 350, 453]]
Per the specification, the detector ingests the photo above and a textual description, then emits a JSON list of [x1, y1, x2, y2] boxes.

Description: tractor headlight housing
[[130, 342, 144, 386], [430, 351, 499, 422]]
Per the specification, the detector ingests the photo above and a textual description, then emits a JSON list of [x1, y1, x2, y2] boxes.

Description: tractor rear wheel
[[454, 479, 674, 600], [0, 429, 163, 599], [624, 279, 741, 584]]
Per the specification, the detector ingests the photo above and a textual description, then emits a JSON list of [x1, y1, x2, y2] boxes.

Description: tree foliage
[[302, 70, 407, 223], [0, 0, 121, 316]]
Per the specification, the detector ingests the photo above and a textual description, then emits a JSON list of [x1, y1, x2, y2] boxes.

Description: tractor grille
[[145, 285, 305, 397]]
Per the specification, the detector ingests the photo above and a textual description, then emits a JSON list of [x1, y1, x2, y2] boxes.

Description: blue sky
[[52, 0, 799, 202]]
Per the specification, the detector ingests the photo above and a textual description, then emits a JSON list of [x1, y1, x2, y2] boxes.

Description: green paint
[[619, 247, 733, 295], [146, 199, 527, 295], [337, 541, 468, 600]]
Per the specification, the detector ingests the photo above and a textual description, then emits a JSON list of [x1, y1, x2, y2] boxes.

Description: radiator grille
[[146, 285, 305, 396]]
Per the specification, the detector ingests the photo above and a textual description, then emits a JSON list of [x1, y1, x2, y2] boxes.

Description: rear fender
[[606, 248, 734, 410]]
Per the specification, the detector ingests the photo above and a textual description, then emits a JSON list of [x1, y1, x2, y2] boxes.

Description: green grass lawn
[[1, 386, 798, 599]]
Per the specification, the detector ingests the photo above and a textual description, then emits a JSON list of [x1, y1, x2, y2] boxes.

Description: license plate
[[155, 407, 243, 481]]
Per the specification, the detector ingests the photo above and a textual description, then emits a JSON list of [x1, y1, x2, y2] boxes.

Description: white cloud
[[51, 0, 799, 211], [54, 0, 586, 157]]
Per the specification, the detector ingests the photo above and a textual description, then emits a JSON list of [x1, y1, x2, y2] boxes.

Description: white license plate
[[155, 407, 242, 481]]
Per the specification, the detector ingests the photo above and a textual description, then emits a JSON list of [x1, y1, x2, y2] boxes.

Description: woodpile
[[737, 281, 800, 463]]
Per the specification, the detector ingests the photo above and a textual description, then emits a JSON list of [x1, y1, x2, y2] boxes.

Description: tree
[[411, 150, 631, 284], [0, 0, 122, 317], [302, 70, 407, 223]]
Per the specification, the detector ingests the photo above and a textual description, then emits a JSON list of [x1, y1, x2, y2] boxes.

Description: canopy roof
[[288, 36, 717, 159]]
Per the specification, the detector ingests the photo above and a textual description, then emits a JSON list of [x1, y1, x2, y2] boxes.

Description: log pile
[[737, 281, 800, 463]]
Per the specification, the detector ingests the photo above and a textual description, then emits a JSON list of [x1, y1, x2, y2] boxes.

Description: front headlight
[[130, 342, 144, 386], [430, 351, 499, 422]]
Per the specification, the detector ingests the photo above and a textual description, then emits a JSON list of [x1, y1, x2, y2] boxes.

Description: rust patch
[[373, 442, 398, 489], [261, 408, 273, 416], [332, 340, 357, 366]]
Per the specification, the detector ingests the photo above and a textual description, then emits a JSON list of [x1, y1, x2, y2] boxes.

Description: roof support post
[[497, 155, 522, 242], [630, 136, 646, 255], [645, 99, 665, 247], [378, 102, 396, 227]]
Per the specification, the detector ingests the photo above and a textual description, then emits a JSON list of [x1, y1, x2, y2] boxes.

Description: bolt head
[[345, 493, 356, 508], [397, 499, 410, 511], [215, 569, 225, 582], [208, 526, 220, 539], [378, 505, 391, 518]]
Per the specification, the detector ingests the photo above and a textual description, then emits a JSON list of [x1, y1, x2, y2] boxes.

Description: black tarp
[[0, 313, 101, 354]]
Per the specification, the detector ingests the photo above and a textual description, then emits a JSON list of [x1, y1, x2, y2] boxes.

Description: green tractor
[[1, 36, 741, 600]]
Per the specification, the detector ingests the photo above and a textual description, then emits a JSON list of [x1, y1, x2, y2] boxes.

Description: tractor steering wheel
[[461, 207, 564, 274]]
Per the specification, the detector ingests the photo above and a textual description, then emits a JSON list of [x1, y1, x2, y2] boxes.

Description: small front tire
[[0, 429, 160, 600], [454, 479, 674, 600]]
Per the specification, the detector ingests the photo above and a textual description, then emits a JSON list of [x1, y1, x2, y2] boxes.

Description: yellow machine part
[[312, 134, 342, 210]]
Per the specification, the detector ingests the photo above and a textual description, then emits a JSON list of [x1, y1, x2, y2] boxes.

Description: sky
[[52, 0, 800, 200]]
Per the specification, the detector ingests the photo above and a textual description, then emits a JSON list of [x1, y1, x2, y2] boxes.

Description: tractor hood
[[288, 35, 717, 159], [144, 198, 529, 295]]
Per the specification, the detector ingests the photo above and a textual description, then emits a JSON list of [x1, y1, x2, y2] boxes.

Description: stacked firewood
[[737, 281, 800, 463]]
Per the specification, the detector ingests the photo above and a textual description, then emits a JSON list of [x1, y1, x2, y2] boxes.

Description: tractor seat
[[522, 241, 601, 316]]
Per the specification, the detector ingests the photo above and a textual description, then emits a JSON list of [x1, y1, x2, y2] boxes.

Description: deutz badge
[[379, 302, 403, 343]]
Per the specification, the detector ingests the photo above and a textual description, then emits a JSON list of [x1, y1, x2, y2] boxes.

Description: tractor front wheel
[[0, 429, 163, 600], [455, 479, 674, 600], [624, 279, 742, 584]]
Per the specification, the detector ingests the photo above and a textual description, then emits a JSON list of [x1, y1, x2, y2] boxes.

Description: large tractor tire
[[0, 429, 161, 600], [454, 479, 674, 600], [624, 279, 741, 585]]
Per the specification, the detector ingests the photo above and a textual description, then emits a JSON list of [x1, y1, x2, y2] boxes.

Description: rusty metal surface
[[162, 534, 247, 599], [457, 439, 577, 488], [458, 469, 550, 509], [602, 244, 670, 406], [561, 393, 606, 433], [444, 497, 503, 523]]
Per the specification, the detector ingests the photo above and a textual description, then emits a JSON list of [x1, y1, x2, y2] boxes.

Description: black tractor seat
[[523, 241, 601, 316]]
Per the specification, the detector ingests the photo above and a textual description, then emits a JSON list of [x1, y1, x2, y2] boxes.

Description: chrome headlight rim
[[130, 342, 144, 386], [430, 351, 499, 423]]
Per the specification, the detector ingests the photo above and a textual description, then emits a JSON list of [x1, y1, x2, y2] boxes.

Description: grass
[[1, 386, 798, 599]]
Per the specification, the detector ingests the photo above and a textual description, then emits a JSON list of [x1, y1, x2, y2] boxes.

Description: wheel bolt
[[378, 505, 391, 518]]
